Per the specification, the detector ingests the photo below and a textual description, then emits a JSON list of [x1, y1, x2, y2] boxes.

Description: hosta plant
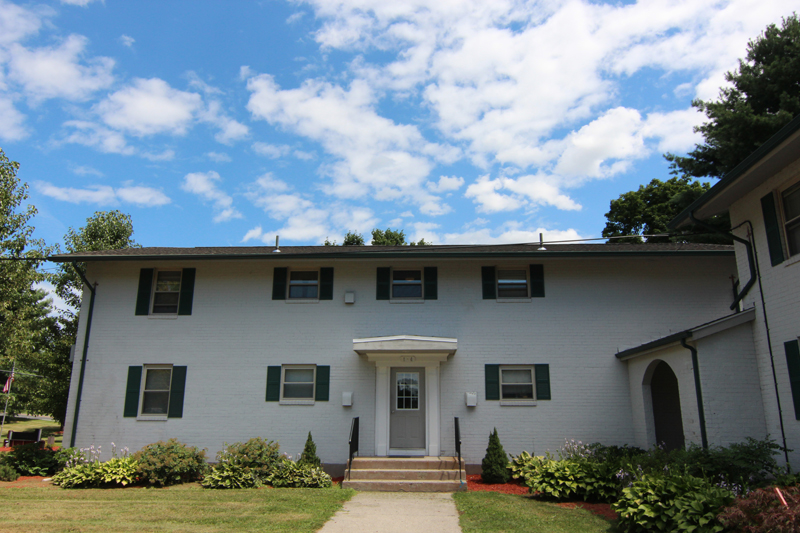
[[268, 459, 332, 488], [201, 462, 261, 489]]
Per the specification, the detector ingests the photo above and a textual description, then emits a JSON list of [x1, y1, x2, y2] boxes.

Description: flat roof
[[50, 242, 734, 262]]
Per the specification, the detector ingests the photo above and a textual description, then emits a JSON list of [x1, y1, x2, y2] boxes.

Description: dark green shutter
[[535, 364, 551, 400], [123, 366, 142, 417], [485, 364, 500, 400], [424, 267, 438, 300], [530, 264, 545, 298], [761, 192, 785, 266], [784, 340, 800, 419], [135, 269, 154, 315], [168, 366, 187, 418], [178, 268, 195, 315], [320, 268, 334, 300], [272, 268, 288, 300], [482, 267, 496, 299], [376, 267, 391, 300], [315, 365, 330, 401], [266, 366, 281, 401]]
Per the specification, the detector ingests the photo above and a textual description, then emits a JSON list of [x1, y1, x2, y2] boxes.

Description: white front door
[[389, 368, 426, 450]]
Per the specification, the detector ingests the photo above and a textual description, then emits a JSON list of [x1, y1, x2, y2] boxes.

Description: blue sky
[[2, 0, 797, 249]]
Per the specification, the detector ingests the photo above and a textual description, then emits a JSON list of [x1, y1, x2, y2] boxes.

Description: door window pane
[[396, 372, 420, 410]]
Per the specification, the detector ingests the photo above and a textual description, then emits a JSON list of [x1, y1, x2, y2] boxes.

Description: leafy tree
[[0, 149, 51, 419], [371, 227, 431, 246], [602, 177, 732, 243], [667, 14, 800, 179], [481, 428, 510, 484], [342, 231, 365, 246]]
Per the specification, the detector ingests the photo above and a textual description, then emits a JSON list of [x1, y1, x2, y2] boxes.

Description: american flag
[[2, 373, 13, 394]]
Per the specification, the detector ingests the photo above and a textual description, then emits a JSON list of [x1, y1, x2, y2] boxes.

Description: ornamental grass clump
[[481, 428, 510, 484], [133, 438, 207, 487]]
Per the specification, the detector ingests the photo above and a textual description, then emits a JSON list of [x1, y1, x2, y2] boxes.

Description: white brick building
[[55, 242, 753, 473]]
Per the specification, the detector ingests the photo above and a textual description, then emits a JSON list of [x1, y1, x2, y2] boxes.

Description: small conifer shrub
[[298, 432, 321, 468], [481, 428, 510, 484]]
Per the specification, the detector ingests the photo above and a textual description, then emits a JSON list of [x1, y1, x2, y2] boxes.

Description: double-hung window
[[289, 271, 319, 299], [123, 364, 187, 419], [135, 268, 196, 316], [485, 364, 551, 404], [482, 265, 544, 299], [265, 364, 330, 404], [497, 270, 528, 298], [781, 183, 800, 258], [392, 270, 422, 298], [500, 367, 534, 400]]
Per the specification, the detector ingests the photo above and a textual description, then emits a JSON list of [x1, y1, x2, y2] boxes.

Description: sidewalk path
[[319, 492, 463, 533]]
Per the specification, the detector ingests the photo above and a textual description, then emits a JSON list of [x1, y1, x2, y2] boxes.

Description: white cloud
[[246, 74, 453, 210], [252, 142, 291, 159], [0, 0, 43, 46], [180, 171, 242, 222], [0, 97, 28, 141], [465, 173, 582, 214], [241, 225, 263, 243], [206, 151, 232, 163], [97, 78, 201, 136], [60, 0, 100, 6], [441, 225, 585, 245], [141, 149, 175, 162], [62, 120, 134, 155], [7, 35, 115, 102], [119, 35, 135, 48], [36, 181, 170, 206], [642, 108, 705, 154], [72, 165, 103, 177], [33, 281, 71, 317], [426, 175, 464, 193], [251, 173, 290, 193], [199, 100, 249, 144]]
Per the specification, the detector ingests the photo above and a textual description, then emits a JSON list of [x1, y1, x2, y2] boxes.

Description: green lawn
[[454, 492, 618, 533], [1, 416, 63, 447], [0, 484, 355, 532]]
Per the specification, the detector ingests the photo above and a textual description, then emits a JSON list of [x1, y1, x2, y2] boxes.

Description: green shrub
[[52, 462, 104, 488], [268, 459, 332, 488], [99, 456, 139, 486], [0, 463, 19, 482], [218, 437, 280, 483], [517, 456, 618, 502], [613, 472, 734, 533], [298, 432, 321, 468], [133, 439, 207, 486], [481, 428, 510, 484], [718, 486, 800, 533], [5, 444, 58, 476], [202, 462, 261, 489]]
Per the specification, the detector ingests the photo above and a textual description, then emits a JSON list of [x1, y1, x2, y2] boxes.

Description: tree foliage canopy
[[371, 227, 430, 246], [602, 177, 731, 244], [667, 14, 800, 179]]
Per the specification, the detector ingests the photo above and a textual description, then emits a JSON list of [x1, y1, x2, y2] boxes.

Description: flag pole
[[0, 359, 15, 443]]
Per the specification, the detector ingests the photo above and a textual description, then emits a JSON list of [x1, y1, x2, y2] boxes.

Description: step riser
[[350, 459, 464, 470], [341, 480, 467, 492], [348, 469, 465, 481]]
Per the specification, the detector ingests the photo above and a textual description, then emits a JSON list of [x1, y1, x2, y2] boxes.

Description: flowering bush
[[52, 443, 138, 488], [133, 439, 207, 487]]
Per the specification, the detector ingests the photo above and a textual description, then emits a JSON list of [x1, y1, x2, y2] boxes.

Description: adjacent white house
[[55, 242, 745, 473]]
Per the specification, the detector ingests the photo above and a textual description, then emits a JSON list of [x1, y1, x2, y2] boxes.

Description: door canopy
[[353, 335, 457, 363]]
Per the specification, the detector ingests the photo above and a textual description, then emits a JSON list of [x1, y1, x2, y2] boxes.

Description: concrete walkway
[[319, 492, 463, 533]]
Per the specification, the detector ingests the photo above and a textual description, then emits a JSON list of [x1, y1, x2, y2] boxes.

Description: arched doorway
[[650, 361, 685, 451]]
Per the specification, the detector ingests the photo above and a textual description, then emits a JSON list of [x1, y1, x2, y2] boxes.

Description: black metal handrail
[[454, 416, 462, 483], [347, 416, 359, 481]]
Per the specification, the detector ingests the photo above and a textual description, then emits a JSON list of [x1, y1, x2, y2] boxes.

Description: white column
[[375, 364, 389, 456], [426, 364, 441, 457]]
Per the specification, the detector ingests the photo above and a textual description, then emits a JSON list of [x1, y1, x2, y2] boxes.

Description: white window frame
[[390, 267, 424, 302], [780, 181, 800, 260], [287, 269, 320, 301], [138, 364, 173, 420], [499, 365, 536, 406], [280, 365, 316, 405], [150, 269, 182, 315], [496, 268, 531, 301]]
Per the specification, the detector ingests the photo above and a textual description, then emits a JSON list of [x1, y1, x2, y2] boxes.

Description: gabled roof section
[[49, 242, 733, 262], [669, 113, 800, 229]]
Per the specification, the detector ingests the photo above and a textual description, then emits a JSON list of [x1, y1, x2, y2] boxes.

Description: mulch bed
[[466, 474, 617, 522]]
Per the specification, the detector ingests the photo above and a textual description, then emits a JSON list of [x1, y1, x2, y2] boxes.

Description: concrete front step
[[348, 468, 462, 481], [343, 456, 467, 492], [342, 479, 467, 492]]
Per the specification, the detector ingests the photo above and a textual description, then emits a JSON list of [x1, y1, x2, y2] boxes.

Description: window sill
[[389, 299, 425, 304], [783, 254, 800, 268], [496, 298, 532, 303], [279, 399, 315, 405], [147, 314, 178, 319], [136, 415, 169, 421], [500, 400, 536, 406], [285, 299, 319, 304]]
